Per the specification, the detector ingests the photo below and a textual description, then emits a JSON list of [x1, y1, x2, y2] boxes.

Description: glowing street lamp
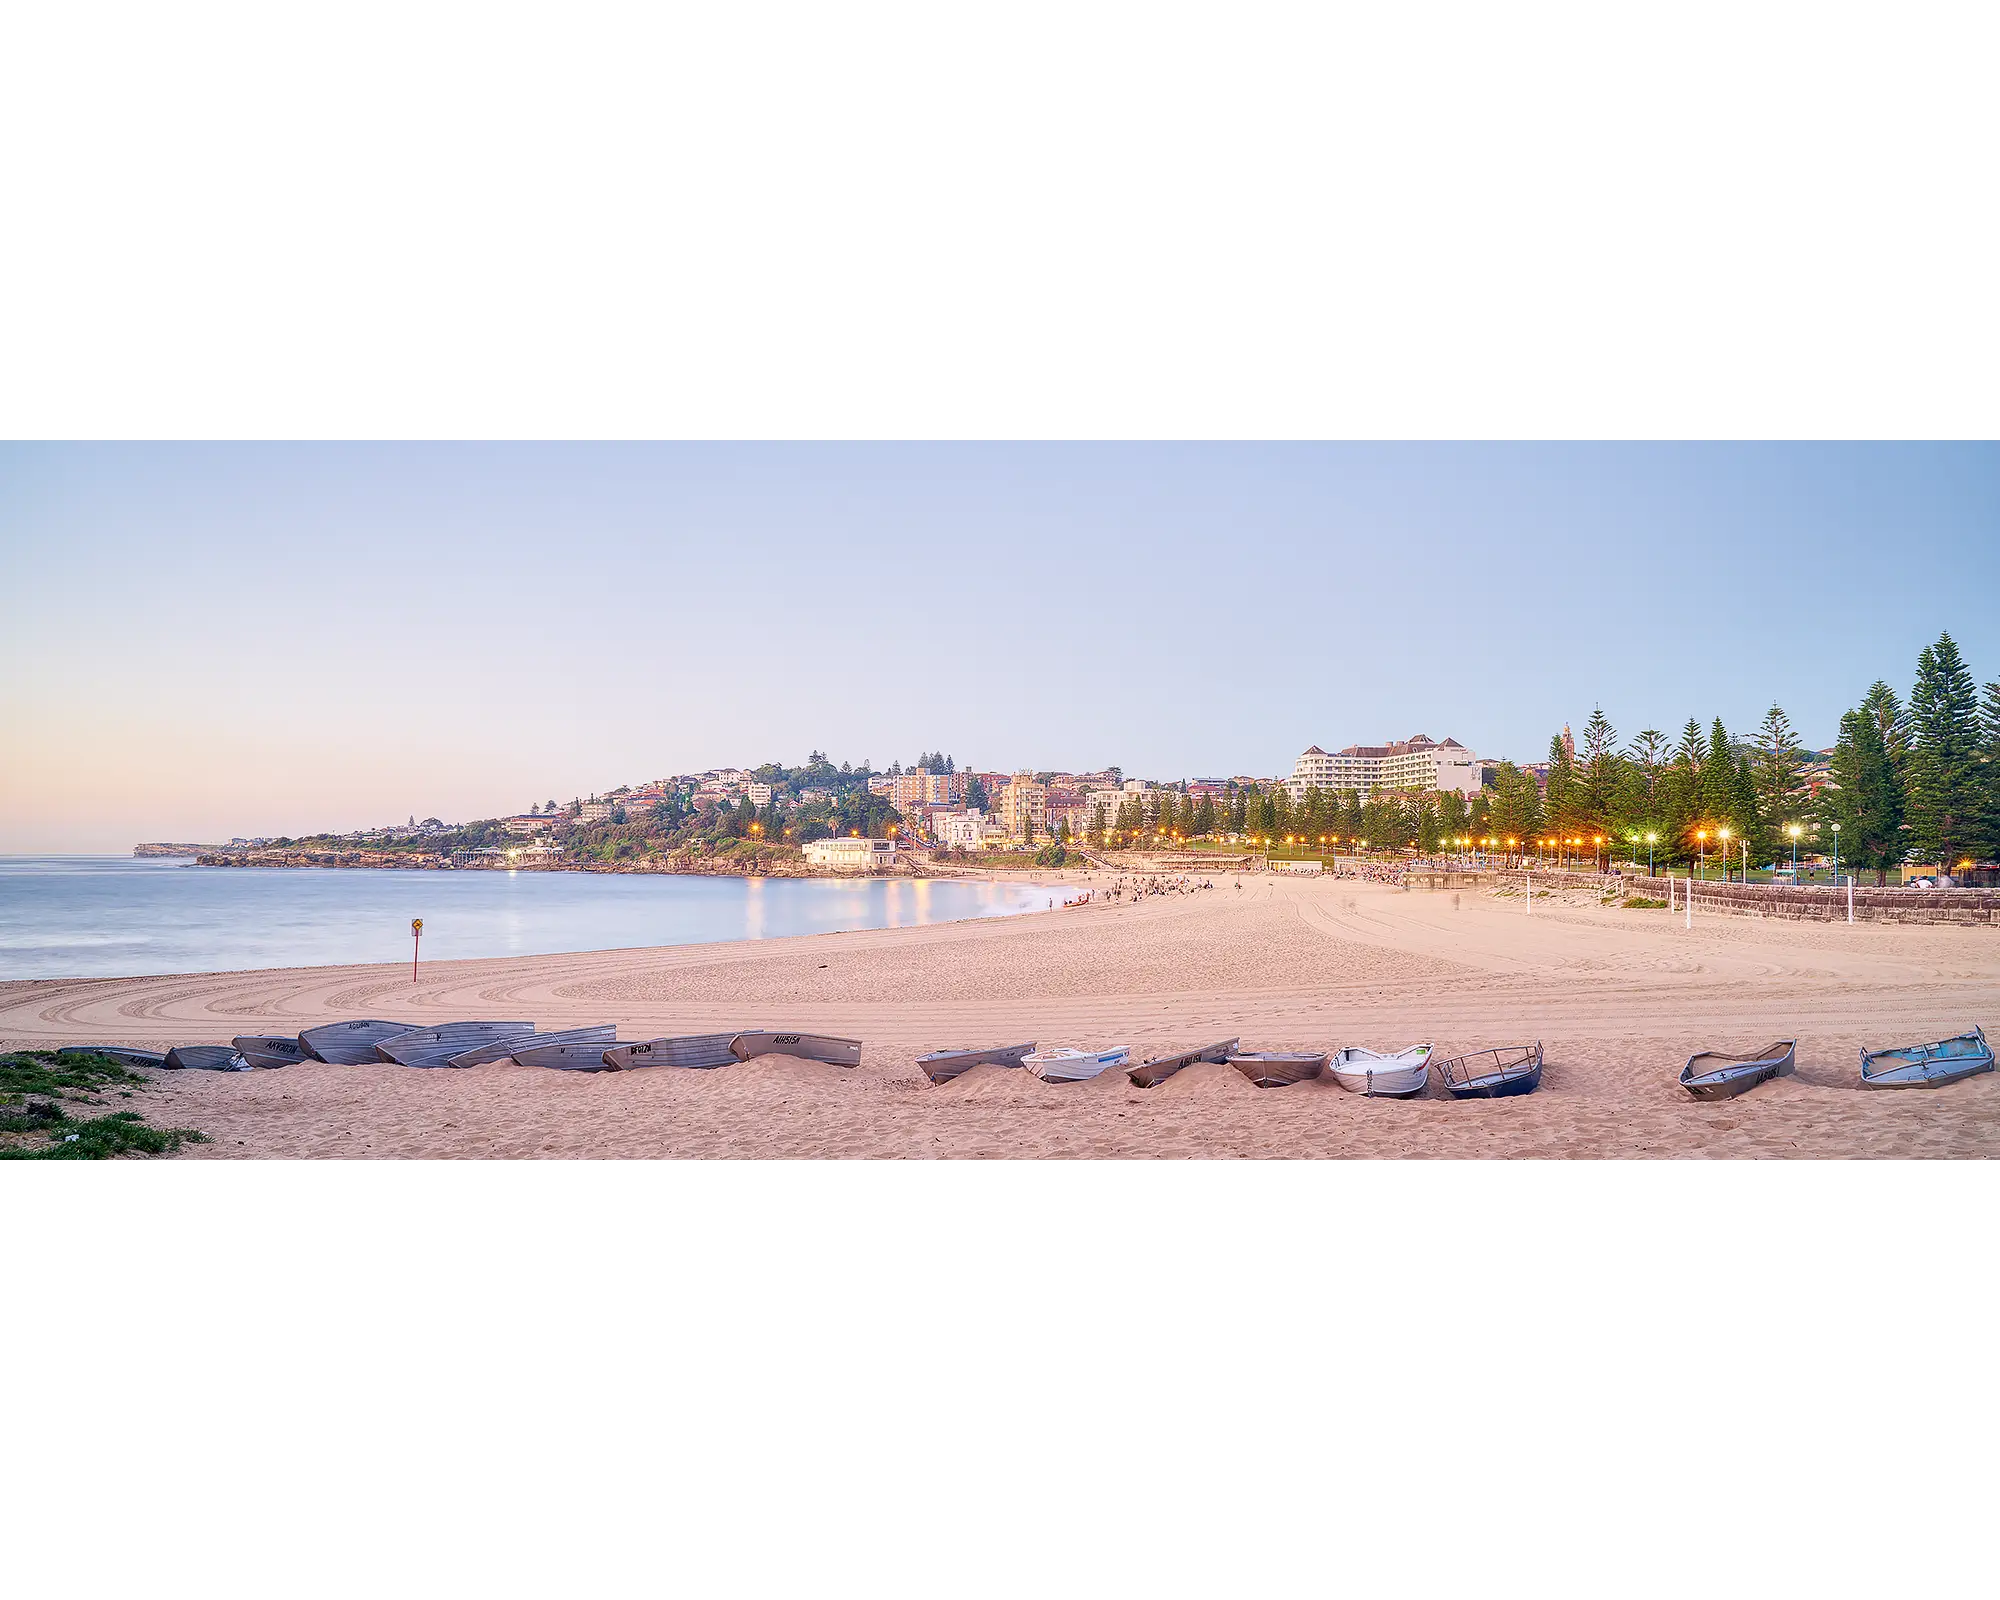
[[1718, 826, 1731, 884], [1696, 829, 1707, 879], [1786, 821, 1801, 877], [1831, 821, 1840, 880], [1646, 831, 1657, 875]]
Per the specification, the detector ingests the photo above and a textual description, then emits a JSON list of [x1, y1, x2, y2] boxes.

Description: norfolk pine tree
[[1906, 632, 1985, 870]]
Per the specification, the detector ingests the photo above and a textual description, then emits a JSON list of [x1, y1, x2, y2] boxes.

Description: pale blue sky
[[3, 443, 1995, 850]]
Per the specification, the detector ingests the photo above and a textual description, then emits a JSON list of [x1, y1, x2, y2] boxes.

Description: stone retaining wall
[[1482, 867, 1997, 923], [1612, 872, 1999, 924]]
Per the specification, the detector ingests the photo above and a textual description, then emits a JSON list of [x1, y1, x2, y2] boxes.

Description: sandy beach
[[4, 874, 1997, 1157]]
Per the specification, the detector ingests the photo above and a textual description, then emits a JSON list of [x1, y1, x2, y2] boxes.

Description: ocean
[[0, 856, 1062, 980]]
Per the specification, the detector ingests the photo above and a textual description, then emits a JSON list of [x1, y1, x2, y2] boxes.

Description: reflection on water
[[0, 857, 1063, 979]]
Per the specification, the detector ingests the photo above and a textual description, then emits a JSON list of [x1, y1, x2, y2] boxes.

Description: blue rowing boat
[[1437, 1042, 1543, 1098], [1859, 1026, 1992, 1089]]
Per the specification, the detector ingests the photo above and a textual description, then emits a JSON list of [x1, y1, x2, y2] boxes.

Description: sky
[[2, 442, 1996, 852]]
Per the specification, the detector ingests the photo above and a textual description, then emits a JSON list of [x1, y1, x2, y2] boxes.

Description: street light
[[1718, 826, 1731, 884], [1696, 829, 1707, 879], [1831, 821, 1840, 880], [1646, 831, 1657, 875], [1786, 821, 1801, 878]]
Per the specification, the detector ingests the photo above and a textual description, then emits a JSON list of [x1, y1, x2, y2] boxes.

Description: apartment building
[[997, 773, 1048, 839], [1285, 735, 1483, 801], [889, 768, 966, 816]]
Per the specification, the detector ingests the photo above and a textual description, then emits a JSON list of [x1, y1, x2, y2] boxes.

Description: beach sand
[[3, 875, 1997, 1157]]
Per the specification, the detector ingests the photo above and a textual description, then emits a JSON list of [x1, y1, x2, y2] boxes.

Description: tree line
[[1068, 630, 1998, 881], [1524, 630, 1997, 882]]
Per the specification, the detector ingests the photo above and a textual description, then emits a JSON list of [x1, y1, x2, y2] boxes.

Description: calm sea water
[[0, 857, 1063, 980]]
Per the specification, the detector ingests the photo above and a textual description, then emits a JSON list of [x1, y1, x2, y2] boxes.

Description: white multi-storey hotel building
[[1286, 735, 1483, 801]]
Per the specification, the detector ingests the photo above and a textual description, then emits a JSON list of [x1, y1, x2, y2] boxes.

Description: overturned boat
[[1679, 1040, 1796, 1100], [1859, 1026, 1993, 1090], [728, 1032, 863, 1068], [915, 1042, 1037, 1084], [1022, 1045, 1130, 1083], [232, 1034, 311, 1070], [1128, 1038, 1240, 1088], [512, 1035, 627, 1071], [56, 1045, 167, 1069], [1436, 1042, 1544, 1099], [162, 1044, 251, 1072], [445, 1024, 614, 1068], [1328, 1044, 1432, 1098], [601, 1032, 747, 1071], [299, 1020, 418, 1064], [1226, 1050, 1329, 1088], [375, 1021, 533, 1068]]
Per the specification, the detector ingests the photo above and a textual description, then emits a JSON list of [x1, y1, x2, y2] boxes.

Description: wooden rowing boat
[[728, 1032, 863, 1068], [445, 1024, 614, 1068], [1436, 1042, 1543, 1099], [601, 1033, 747, 1071], [1327, 1044, 1432, 1098], [1022, 1045, 1129, 1083], [1128, 1038, 1241, 1088], [299, 1020, 418, 1064], [915, 1042, 1037, 1084], [1679, 1040, 1796, 1100], [1225, 1050, 1328, 1088], [232, 1034, 311, 1069], [375, 1022, 533, 1068], [1859, 1026, 1993, 1090], [162, 1044, 251, 1071]]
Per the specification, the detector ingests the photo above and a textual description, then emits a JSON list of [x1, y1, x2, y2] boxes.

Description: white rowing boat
[[1022, 1045, 1130, 1083], [1327, 1043, 1432, 1098]]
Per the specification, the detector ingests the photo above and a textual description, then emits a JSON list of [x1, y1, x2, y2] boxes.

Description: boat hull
[[1328, 1046, 1432, 1098], [163, 1044, 250, 1072], [1444, 1064, 1543, 1098], [376, 1022, 534, 1068], [445, 1025, 616, 1069], [299, 1020, 418, 1064], [1860, 1027, 1994, 1089], [56, 1046, 167, 1069], [512, 1037, 625, 1071], [1129, 1038, 1241, 1088], [728, 1032, 863, 1068], [1226, 1052, 1328, 1089], [601, 1033, 746, 1071], [1437, 1044, 1544, 1099], [916, 1043, 1037, 1084], [232, 1034, 310, 1069], [1023, 1047, 1129, 1083], [1680, 1041, 1796, 1100]]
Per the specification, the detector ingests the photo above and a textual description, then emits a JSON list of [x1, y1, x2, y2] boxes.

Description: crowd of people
[[1095, 873, 1216, 903]]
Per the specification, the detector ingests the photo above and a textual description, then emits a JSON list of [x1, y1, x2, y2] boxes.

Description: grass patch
[[0, 1050, 148, 1102], [0, 1051, 208, 1160], [1622, 895, 1669, 909]]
